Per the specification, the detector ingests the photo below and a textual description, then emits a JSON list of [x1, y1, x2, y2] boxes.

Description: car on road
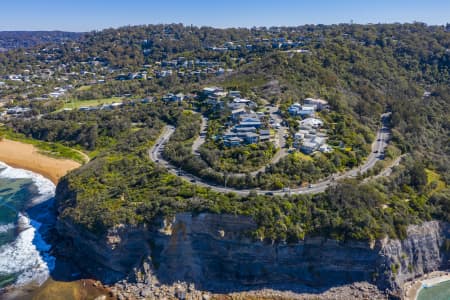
[[156, 159, 159, 163], [377, 139, 381, 141], [308, 184, 313, 188], [265, 192, 274, 196], [190, 179, 196, 183], [374, 150, 379, 153]]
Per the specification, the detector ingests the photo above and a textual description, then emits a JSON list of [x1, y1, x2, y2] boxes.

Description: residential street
[[149, 112, 396, 196]]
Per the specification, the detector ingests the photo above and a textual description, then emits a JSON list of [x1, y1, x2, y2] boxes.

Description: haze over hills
[[0, 31, 82, 52]]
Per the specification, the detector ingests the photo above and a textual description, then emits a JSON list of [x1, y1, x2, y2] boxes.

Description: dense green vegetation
[[57, 139, 448, 242], [2, 23, 449, 241], [0, 126, 87, 163], [200, 141, 277, 173], [6, 102, 178, 152]]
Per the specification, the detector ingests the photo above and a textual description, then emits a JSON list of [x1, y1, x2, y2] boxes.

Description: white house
[[319, 144, 333, 153], [299, 118, 323, 128], [202, 86, 222, 96]]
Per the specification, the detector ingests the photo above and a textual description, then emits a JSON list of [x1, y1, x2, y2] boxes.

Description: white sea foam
[[0, 214, 55, 286], [0, 223, 15, 233], [0, 162, 56, 287], [0, 161, 55, 205]]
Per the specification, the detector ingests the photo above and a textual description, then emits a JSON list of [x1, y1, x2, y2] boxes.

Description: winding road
[[149, 112, 397, 196]]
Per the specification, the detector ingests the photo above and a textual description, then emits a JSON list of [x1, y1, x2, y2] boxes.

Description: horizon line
[[0, 20, 448, 33]]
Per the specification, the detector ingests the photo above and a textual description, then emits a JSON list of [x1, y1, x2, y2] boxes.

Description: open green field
[[63, 97, 122, 109]]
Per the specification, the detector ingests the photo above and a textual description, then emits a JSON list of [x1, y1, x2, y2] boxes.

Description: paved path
[[364, 154, 405, 182], [74, 149, 90, 164], [150, 113, 395, 196], [191, 116, 208, 155]]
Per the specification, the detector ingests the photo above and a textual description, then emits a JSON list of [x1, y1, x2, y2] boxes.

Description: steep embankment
[[54, 190, 450, 298]]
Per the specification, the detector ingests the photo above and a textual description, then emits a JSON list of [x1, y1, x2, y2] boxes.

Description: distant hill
[[0, 31, 83, 51]]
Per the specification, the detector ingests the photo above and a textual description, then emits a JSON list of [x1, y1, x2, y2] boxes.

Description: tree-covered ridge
[[0, 23, 447, 241], [56, 124, 448, 242]]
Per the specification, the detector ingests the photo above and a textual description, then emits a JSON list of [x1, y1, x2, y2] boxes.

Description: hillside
[[0, 30, 82, 52], [0, 22, 449, 298], [0, 23, 447, 242]]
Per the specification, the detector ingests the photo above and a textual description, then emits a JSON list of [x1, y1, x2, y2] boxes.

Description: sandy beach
[[403, 271, 450, 300], [0, 139, 81, 184], [0, 139, 112, 299]]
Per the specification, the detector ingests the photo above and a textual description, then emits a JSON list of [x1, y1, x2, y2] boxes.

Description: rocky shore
[[109, 279, 387, 300], [52, 201, 450, 300], [403, 270, 450, 300]]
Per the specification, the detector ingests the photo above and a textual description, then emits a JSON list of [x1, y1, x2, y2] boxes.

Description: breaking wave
[[0, 162, 56, 287]]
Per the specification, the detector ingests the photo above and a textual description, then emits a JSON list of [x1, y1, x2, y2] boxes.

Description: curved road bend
[[150, 113, 394, 196]]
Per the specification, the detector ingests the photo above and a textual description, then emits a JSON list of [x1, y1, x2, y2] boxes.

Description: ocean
[[0, 162, 56, 291], [418, 280, 450, 300]]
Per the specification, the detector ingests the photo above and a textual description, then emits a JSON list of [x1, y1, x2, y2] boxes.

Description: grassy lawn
[[0, 126, 88, 164], [63, 97, 122, 109], [75, 85, 93, 91], [292, 151, 313, 161]]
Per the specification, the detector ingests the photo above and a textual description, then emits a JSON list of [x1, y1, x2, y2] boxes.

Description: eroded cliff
[[55, 211, 450, 297]]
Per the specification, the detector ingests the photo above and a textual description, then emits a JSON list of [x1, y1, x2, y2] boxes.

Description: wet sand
[[0, 139, 111, 299], [0, 139, 81, 184], [3, 279, 113, 300], [403, 271, 450, 300]]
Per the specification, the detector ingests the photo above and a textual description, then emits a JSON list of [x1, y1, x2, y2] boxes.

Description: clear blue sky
[[1, 0, 449, 32]]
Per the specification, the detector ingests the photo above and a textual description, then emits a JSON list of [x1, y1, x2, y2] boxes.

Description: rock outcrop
[[55, 212, 450, 297]]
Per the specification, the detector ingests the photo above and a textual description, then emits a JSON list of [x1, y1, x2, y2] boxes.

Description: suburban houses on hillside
[[288, 98, 333, 155]]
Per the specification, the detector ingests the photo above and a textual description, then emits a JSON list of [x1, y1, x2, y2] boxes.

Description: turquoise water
[[0, 177, 35, 288], [417, 280, 450, 300], [0, 162, 56, 289]]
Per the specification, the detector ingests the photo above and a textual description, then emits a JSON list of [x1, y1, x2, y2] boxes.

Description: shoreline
[[0, 139, 111, 299], [403, 271, 450, 300], [0, 139, 81, 184]]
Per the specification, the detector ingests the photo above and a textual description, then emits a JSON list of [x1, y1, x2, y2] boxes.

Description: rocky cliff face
[[378, 221, 450, 293], [55, 212, 450, 296]]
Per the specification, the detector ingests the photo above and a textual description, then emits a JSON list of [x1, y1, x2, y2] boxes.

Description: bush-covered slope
[[2, 23, 448, 241]]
